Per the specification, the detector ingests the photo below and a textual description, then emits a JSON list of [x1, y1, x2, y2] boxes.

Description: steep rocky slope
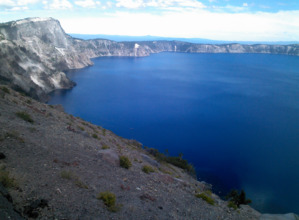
[[0, 17, 298, 101], [0, 86, 261, 219]]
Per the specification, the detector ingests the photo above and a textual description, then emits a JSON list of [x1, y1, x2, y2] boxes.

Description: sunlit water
[[49, 53, 299, 214]]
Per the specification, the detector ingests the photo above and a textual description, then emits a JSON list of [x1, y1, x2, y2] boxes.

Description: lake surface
[[49, 52, 299, 214]]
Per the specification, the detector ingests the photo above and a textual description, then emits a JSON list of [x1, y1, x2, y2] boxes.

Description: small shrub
[[119, 156, 132, 169], [103, 128, 106, 136], [142, 165, 155, 174], [26, 99, 32, 104], [0, 170, 17, 188], [92, 134, 98, 139], [226, 189, 251, 208], [98, 191, 116, 207], [60, 170, 73, 180], [75, 179, 88, 189], [144, 147, 196, 177], [228, 201, 238, 210], [77, 126, 85, 131], [195, 193, 215, 205], [1, 87, 10, 94], [15, 112, 34, 123], [102, 145, 110, 150]]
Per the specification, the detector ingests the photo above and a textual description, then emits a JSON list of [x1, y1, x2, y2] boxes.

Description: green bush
[[142, 165, 155, 174], [195, 193, 215, 205], [119, 156, 132, 169], [15, 111, 34, 123], [98, 191, 116, 207]]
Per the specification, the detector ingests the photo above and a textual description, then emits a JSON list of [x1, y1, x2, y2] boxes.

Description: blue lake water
[[49, 52, 299, 214]]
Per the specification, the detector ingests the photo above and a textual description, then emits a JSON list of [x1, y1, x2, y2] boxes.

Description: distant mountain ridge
[[0, 17, 298, 100], [70, 33, 299, 45]]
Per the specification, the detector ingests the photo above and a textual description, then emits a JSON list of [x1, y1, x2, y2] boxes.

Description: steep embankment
[[0, 17, 298, 101], [0, 86, 261, 219]]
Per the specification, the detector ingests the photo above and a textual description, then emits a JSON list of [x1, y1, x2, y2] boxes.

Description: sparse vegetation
[[144, 147, 196, 177], [60, 170, 88, 189], [226, 189, 251, 208], [228, 201, 238, 210], [119, 156, 132, 169], [5, 131, 25, 143], [101, 145, 110, 150], [103, 128, 106, 136], [98, 191, 116, 207], [1, 86, 10, 94], [0, 169, 17, 188], [60, 170, 73, 179], [97, 191, 121, 212], [142, 165, 155, 174], [75, 179, 88, 189], [92, 134, 98, 139], [77, 126, 85, 131], [15, 111, 34, 123], [195, 192, 215, 205]]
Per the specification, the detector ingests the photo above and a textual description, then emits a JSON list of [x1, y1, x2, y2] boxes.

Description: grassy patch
[[142, 165, 155, 174], [119, 156, 132, 169], [60, 170, 73, 180], [15, 111, 34, 123], [195, 192, 215, 205]]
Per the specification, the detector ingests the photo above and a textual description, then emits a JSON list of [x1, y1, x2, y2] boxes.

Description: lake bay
[[49, 52, 299, 214]]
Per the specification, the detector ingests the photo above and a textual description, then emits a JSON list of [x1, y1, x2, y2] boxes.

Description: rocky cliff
[[0, 17, 298, 100]]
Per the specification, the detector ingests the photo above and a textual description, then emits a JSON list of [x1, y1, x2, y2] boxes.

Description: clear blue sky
[[0, 0, 299, 41]]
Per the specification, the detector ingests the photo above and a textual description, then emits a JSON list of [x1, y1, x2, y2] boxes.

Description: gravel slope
[[0, 86, 260, 219]]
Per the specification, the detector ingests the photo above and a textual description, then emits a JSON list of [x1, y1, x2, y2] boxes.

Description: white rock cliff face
[[0, 17, 298, 100]]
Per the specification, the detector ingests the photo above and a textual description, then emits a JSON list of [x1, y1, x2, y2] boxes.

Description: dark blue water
[[49, 53, 299, 214]]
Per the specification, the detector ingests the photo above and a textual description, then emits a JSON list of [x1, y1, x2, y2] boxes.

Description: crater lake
[[49, 52, 299, 214]]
